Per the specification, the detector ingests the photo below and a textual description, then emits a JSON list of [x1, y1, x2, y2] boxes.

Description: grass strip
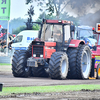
[[0, 63, 11, 66], [1, 84, 100, 96]]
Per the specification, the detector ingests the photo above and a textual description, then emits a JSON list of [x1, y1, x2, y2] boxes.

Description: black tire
[[76, 45, 92, 79], [67, 47, 78, 79], [49, 52, 69, 79], [27, 43, 32, 55], [31, 65, 49, 77], [12, 50, 31, 77], [96, 64, 100, 79]]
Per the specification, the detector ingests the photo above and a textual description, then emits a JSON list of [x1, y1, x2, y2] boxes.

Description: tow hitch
[[27, 57, 46, 67]]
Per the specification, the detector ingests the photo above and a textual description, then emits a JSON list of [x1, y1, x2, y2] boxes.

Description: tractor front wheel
[[49, 52, 69, 79], [12, 50, 31, 77]]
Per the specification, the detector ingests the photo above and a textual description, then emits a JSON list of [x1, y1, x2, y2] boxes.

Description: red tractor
[[12, 19, 92, 79]]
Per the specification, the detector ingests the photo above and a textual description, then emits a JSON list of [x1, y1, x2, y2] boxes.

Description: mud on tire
[[12, 50, 31, 77], [49, 52, 69, 79]]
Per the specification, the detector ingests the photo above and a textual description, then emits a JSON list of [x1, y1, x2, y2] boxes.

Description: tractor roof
[[77, 25, 93, 30], [43, 19, 73, 25]]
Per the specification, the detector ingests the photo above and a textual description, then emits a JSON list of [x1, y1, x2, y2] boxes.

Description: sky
[[9, 0, 100, 22], [10, 0, 39, 20]]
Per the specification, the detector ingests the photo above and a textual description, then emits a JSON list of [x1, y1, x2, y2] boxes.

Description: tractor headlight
[[33, 54, 36, 57], [40, 54, 43, 58]]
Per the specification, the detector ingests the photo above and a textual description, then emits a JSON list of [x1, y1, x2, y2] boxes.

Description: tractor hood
[[80, 37, 97, 47], [85, 38, 97, 46]]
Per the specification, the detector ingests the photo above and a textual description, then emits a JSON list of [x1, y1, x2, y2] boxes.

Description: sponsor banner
[[0, 0, 11, 20], [95, 56, 100, 64]]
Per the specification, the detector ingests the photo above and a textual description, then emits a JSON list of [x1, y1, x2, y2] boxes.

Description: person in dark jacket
[[92, 42, 97, 51]]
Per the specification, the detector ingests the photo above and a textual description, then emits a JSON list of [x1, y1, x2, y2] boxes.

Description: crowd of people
[[0, 29, 8, 52], [0, 29, 14, 53]]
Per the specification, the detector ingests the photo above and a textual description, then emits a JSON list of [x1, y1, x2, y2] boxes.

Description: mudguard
[[69, 39, 85, 47]]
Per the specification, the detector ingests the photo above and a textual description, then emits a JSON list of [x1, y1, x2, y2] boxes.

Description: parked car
[[11, 30, 38, 51]]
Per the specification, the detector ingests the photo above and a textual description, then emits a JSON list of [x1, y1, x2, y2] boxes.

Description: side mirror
[[70, 25, 75, 32]]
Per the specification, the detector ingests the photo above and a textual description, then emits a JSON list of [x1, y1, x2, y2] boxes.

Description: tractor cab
[[75, 25, 97, 47], [39, 19, 74, 43]]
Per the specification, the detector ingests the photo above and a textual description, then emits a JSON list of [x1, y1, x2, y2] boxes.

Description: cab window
[[64, 25, 71, 42], [13, 35, 23, 43]]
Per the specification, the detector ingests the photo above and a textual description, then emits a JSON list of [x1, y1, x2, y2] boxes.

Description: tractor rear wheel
[[76, 45, 92, 79], [96, 64, 100, 79], [12, 50, 31, 77], [49, 52, 68, 79], [31, 65, 49, 77]]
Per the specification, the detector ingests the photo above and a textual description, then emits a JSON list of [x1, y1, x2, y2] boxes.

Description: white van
[[11, 30, 38, 50]]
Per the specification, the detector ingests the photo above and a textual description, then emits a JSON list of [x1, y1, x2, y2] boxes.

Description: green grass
[[1, 84, 100, 96], [0, 63, 11, 66]]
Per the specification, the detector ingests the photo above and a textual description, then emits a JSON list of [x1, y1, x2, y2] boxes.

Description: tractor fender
[[69, 39, 85, 47]]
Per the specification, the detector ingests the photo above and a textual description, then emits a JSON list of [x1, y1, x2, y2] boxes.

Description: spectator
[[86, 41, 89, 45], [92, 42, 97, 51], [86, 41, 92, 49]]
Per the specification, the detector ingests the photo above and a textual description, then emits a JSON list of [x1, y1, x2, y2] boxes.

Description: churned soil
[[0, 65, 100, 100], [1, 89, 100, 100]]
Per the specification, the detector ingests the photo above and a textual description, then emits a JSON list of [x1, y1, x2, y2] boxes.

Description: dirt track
[[0, 65, 100, 100], [0, 65, 100, 87]]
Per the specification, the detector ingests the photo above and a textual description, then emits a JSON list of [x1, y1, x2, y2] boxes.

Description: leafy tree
[[25, 0, 68, 19], [32, 24, 40, 30], [36, 12, 56, 22], [25, 5, 34, 30], [26, 0, 33, 4], [0, 18, 26, 34], [12, 26, 26, 35], [46, 0, 68, 18], [12, 24, 40, 35]]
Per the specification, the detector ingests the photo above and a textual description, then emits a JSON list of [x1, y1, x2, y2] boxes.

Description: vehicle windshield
[[41, 24, 62, 42], [79, 29, 94, 39], [13, 35, 23, 43]]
